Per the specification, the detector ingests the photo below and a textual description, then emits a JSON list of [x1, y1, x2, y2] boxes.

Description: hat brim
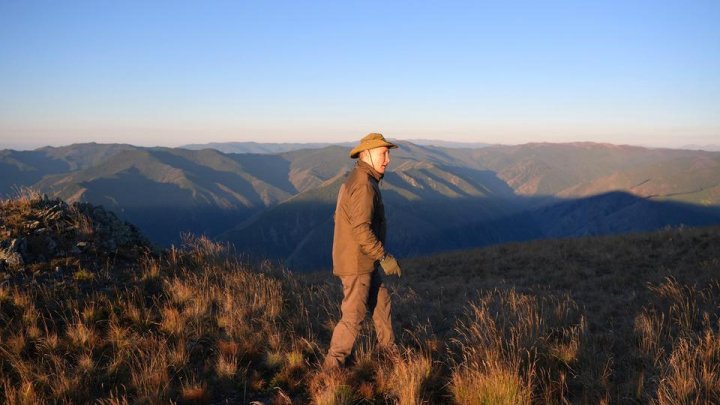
[[349, 140, 398, 159]]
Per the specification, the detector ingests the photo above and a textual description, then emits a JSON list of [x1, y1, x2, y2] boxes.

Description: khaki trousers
[[323, 269, 394, 369]]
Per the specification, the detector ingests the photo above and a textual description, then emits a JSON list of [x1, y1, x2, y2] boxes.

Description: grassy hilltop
[[0, 193, 719, 403]]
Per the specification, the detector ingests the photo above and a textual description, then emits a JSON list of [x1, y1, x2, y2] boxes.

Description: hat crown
[[361, 133, 386, 143]]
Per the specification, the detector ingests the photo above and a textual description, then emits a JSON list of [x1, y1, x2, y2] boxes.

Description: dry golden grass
[[309, 369, 357, 405], [642, 280, 720, 404], [447, 290, 580, 404], [180, 377, 209, 403], [401, 225, 720, 403], [8, 186, 42, 214], [1, 196, 719, 403], [451, 359, 532, 405], [385, 349, 434, 404]]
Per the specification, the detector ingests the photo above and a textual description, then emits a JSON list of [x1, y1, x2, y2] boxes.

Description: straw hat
[[349, 133, 398, 159]]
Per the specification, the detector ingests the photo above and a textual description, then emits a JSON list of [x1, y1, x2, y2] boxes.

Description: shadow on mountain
[[228, 153, 296, 194], [121, 206, 256, 246], [0, 150, 72, 194], [535, 191, 720, 236], [218, 191, 720, 272], [79, 167, 259, 245], [220, 200, 337, 269]]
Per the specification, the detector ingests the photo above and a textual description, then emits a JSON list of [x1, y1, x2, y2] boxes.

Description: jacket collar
[[356, 160, 383, 182]]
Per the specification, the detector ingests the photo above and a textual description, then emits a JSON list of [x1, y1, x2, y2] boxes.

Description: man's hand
[[380, 254, 401, 277]]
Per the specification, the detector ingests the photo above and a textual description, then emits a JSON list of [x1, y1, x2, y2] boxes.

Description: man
[[323, 132, 402, 370]]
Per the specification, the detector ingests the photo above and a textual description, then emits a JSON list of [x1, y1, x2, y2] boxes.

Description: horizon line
[[2, 139, 720, 152]]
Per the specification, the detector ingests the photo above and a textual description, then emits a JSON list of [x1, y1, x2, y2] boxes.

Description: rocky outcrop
[[0, 194, 151, 274]]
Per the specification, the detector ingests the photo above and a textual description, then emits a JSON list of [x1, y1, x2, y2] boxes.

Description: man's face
[[366, 146, 391, 174]]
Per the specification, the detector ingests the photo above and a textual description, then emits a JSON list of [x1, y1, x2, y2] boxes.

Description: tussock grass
[[451, 359, 532, 405], [449, 290, 582, 404], [386, 349, 434, 404], [641, 279, 720, 404], [309, 369, 357, 405], [1, 194, 719, 402]]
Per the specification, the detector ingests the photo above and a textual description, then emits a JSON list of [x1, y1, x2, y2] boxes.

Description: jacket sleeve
[[348, 183, 386, 261]]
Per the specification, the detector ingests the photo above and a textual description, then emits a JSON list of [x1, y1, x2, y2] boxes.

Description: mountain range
[[2, 141, 719, 270], [178, 139, 491, 154]]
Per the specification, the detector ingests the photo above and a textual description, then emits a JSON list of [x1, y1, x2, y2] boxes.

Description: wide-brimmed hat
[[349, 133, 398, 159]]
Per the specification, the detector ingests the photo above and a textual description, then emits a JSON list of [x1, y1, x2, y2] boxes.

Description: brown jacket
[[332, 161, 387, 276]]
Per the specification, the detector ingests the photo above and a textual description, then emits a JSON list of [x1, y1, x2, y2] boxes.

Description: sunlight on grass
[[1, 194, 719, 402]]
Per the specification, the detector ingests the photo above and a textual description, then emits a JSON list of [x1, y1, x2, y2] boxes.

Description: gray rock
[[4, 251, 24, 267], [9, 238, 27, 255], [46, 238, 57, 254]]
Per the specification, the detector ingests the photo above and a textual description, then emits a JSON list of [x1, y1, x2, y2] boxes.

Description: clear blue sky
[[1, 0, 718, 149]]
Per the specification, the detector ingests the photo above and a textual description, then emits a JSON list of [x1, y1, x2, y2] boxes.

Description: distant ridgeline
[[2, 141, 720, 270]]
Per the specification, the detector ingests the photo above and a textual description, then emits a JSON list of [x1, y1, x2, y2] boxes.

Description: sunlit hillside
[[1, 194, 718, 403]]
